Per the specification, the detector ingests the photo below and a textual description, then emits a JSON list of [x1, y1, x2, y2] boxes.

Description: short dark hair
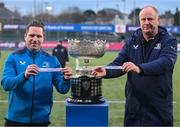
[[58, 40, 62, 42], [26, 20, 45, 33]]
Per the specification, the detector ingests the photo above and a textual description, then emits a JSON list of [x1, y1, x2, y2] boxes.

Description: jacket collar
[[133, 26, 168, 41], [25, 47, 42, 57]]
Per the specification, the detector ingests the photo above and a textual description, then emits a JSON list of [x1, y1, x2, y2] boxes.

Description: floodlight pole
[[33, 0, 36, 17], [95, 0, 99, 39], [121, 0, 126, 24], [133, 0, 136, 25]]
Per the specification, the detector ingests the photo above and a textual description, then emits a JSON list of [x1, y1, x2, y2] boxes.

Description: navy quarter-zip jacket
[[105, 26, 177, 126]]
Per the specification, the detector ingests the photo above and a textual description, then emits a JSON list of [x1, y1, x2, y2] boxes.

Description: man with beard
[[92, 6, 177, 126], [1, 20, 72, 126]]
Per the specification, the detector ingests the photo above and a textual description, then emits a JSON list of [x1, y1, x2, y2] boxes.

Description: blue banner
[[3, 24, 115, 32], [165, 26, 180, 33], [126, 25, 180, 34], [45, 24, 115, 32], [3, 24, 180, 34], [126, 25, 140, 32]]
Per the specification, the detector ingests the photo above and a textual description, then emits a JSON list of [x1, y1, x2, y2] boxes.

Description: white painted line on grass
[[0, 100, 8, 103]]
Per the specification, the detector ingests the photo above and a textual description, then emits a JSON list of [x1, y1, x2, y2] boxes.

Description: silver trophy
[[67, 39, 106, 104]]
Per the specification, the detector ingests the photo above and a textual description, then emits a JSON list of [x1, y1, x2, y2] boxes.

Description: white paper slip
[[39, 68, 62, 72], [103, 66, 122, 70]]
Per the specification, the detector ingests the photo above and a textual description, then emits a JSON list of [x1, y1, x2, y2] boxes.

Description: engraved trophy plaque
[[67, 39, 106, 104]]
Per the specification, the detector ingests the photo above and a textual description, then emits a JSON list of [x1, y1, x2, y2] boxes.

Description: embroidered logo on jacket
[[154, 43, 161, 50], [54, 49, 58, 52], [61, 49, 65, 52], [133, 44, 139, 49], [170, 46, 176, 51], [19, 61, 26, 65], [42, 61, 50, 68]]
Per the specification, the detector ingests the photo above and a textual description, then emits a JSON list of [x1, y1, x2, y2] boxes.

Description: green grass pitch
[[0, 50, 179, 126]]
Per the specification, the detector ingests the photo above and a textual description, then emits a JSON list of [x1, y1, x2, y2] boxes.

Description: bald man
[[92, 6, 177, 126]]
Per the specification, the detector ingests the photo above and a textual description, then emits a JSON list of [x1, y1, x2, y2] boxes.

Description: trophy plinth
[[67, 39, 106, 104]]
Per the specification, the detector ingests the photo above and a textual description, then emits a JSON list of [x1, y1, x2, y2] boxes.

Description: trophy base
[[67, 97, 105, 104]]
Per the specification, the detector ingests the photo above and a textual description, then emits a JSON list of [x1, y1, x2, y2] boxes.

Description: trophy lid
[[68, 39, 106, 59]]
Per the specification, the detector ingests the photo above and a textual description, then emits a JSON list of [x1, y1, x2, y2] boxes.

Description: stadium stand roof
[[0, 2, 20, 22]]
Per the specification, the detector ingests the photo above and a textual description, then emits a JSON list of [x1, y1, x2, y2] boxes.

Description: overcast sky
[[2, 0, 180, 16]]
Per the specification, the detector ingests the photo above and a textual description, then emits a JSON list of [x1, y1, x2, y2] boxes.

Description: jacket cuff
[[63, 76, 70, 82], [138, 65, 144, 75], [103, 69, 110, 78]]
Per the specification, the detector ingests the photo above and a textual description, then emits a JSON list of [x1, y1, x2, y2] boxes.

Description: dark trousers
[[5, 119, 50, 127]]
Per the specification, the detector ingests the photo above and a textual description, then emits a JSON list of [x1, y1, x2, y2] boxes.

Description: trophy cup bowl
[[68, 39, 106, 59], [67, 39, 106, 104]]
